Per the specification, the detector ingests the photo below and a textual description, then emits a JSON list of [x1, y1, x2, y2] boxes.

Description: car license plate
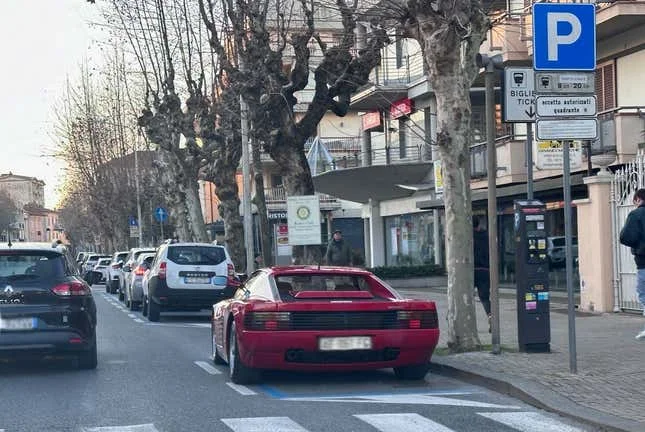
[[0, 318, 36, 331], [318, 336, 372, 351], [185, 277, 210, 284]]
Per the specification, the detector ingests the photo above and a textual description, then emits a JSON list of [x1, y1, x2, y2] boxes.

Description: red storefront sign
[[362, 111, 382, 131], [390, 98, 413, 119]]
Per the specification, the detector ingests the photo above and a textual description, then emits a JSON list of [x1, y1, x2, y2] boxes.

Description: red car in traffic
[[210, 266, 440, 384]]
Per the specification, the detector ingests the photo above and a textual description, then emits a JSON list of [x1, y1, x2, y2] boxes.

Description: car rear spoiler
[[292, 291, 374, 300]]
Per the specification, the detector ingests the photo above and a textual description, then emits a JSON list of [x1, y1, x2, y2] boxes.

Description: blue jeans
[[637, 269, 645, 307]]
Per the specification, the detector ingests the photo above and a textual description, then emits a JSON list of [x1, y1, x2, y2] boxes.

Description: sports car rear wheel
[[393, 364, 430, 380], [228, 322, 259, 384], [211, 323, 226, 365]]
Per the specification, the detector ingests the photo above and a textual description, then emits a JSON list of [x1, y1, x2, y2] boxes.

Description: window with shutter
[[595, 62, 616, 112]]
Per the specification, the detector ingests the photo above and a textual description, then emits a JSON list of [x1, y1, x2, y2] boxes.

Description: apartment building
[[312, 0, 645, 288]]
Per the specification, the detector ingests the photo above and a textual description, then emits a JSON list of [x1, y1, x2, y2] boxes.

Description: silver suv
[[144, 242, 237, 322]]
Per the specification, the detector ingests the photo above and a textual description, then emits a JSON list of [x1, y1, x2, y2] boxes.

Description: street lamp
[[476, 53, 503, 355]]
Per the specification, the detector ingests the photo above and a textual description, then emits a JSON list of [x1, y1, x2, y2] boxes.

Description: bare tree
[[199, 0, 388, 263], [0, 190, 18, 240]]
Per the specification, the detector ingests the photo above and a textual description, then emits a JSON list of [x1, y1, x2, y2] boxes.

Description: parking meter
[[514, 200, 550, 353]]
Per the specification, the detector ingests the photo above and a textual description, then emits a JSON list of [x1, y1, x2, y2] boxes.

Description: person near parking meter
[[473, 215, 492, 332], [325, 230, 352, 266], [619, 188, 645, 340]]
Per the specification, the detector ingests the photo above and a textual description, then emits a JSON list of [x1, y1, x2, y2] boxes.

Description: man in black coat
[[473, 215, 491, 332], [325, 230, 352, 266], [619, 188, 645, 339]]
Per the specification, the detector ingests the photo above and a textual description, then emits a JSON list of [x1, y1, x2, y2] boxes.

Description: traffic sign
[[129, 216, 138, 227], [535, 71, 595, 94], [536, 119, 598, 140], [154, 207, 168, 223], [129, 226, 140, 238], [536, 96, 596, 118], [503, 67, 536, 123], [536, 141, 582, 170], [533, 3, 596, 71]]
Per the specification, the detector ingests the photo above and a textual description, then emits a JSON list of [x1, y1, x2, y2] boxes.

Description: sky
[[0, 1, 102, 208]]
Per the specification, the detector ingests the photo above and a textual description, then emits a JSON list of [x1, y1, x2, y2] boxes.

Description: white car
[[143, 242, 237, 321], [107, 251, 129, 294], [124, 253, 156, 311], [92, 258, 112, 285], [120, 247, 157, 302]]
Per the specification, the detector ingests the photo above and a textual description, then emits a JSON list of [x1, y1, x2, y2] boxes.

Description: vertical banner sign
[[287, 195, 321, 245], [433, 160, 443, 198]]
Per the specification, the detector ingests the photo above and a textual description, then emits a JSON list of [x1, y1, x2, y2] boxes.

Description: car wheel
[[78, 338, 98, 370], [128, 296, 136, 311], [393, 364, 430, 380], [228, 322, 259, 384], [212, 321, 226, 365], [148, 299, 160, 322], [142, 296, 148, 317], [118, 287, 124, 301]]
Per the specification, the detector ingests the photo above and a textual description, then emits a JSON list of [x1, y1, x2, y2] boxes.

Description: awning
[[313, 162, 433, 204]]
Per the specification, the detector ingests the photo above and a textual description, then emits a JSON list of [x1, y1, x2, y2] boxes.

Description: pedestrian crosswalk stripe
[[134, 318, 144, 323], [83, 424, 160, 432], [355, 413, 454, 432], [354, 413, 453, 432], [477, 412, 586, 432], [226, 382, 257, 395], [194, 360, 222, 375], [222, 416, 308, 432], [128, 314, 137, 319]]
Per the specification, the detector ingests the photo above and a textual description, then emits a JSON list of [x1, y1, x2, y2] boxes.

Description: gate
[[612, 152, 645, 311]]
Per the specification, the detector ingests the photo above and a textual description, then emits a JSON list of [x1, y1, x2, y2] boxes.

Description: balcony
[[594, 106, 645, 163], [264, 185, 342, 211]]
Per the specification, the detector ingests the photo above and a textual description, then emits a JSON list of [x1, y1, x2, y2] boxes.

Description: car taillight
[[111, 263, 120, 269], [227, 263, 239, 286], [158, 261, 167, 279], [397, 310, 438, 329], [134, 265, 146, 276], [52, 281, 91, 297], [244, 312, 291, 330]]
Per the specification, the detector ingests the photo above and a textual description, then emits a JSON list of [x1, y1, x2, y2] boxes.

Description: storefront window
[[384, 212, 437, 266]]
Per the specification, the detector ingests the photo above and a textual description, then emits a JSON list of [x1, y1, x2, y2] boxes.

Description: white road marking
[[195, 360, 222, 375], [355, 413, 454, 432], [134, 318, 144, 323], [281, 393, 519, 409], [128, 314, 137, 319], [222, 417, 308, 432], [477, 412, 586, 432], [83, 424, 160, 432], [226, 382, 257, 395]]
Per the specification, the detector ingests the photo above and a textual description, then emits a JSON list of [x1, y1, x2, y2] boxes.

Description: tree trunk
[[216, 182, 245, 272], [414, 13, 489, 352], [251, 141, 272, 266]]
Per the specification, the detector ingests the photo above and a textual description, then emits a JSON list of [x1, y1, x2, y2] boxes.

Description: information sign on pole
[[535, 141, 582, 170], [503, 67, 536, 122], [536, 96, 597, 118], [287, 195, 321, 246], [536, 119, 598, 141], [535, 72, 595, 94]]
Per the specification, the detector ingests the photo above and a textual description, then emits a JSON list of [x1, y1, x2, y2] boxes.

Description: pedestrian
[[254, 253, 264, 271], [473, 215, 492, 332], [619, 188, 645, 339], [325, 229, 352, 266]]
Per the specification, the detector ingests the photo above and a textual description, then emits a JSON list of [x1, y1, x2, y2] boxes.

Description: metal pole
[[134, 147, 143, 247], [563, 140, 577, 373], [160, 220, 164, 241], [526, 123, 534, 200], [240, 94, 255, 273], [486, 63, 501, 355]]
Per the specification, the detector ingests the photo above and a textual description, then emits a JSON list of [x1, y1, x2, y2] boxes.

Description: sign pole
[[160, 221, 164, 242], [526, 123, 534, 200], [562, 140, 577, 374]]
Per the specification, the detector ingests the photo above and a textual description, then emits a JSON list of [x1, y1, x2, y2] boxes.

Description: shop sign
[[362, 111, 382, 131], [268, 211, 287, 220], [390, 98, 413, 119]]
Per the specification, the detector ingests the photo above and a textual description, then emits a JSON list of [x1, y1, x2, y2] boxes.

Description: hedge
[[367, 264, 445, 279]]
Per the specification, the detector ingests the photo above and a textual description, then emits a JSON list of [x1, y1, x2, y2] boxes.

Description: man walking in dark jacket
[[473, 216, 491, 332], [325, 230, 352, 266], [620, 188, 645, 339]]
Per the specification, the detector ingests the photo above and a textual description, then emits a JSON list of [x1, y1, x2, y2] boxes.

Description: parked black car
[[0, 242, 98, 369]]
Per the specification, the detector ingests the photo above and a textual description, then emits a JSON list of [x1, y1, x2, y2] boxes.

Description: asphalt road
[[0, 286, 597, 432]]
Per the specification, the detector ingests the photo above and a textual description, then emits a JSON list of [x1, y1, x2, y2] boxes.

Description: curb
[[428, 360, 644, 432]]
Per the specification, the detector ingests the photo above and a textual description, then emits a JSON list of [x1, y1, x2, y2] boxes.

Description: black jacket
[[620, 204, 645, 269], [325, 239, 352, 266], [473, 229, 489, 270]]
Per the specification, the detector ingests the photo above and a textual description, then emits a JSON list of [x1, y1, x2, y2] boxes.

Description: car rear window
[[275, 274, 371, 298], [115, 253, 128, 262], [167, 246, 226, 265], [133, 250, 156, 261], [0, 252, 65, 281]]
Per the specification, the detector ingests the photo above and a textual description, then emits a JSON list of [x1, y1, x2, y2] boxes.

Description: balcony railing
[[369, 53, 426, 87], [594, 106, 645, 155], [470, 134, 517, 179], [264, 185, 342, 210]]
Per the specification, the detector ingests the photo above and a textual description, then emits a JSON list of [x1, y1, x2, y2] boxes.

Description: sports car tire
[[228, 322, 259, 384], [393, 364, 430, 380], [211, 323, 226, 365], [148, 299, 160, 322]]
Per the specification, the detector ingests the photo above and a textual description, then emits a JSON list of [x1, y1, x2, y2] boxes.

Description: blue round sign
[[154, 207, 168, 223]]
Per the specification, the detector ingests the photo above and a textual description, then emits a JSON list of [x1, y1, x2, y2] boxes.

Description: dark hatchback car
[[0, 242, 97, 369]]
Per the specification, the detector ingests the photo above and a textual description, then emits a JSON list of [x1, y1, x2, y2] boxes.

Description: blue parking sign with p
[[533, 3, 596, 71]]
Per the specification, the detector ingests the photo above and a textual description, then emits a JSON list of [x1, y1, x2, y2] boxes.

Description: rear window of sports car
[[167, 246, 226, 265], [275, 274, 371, 296], [0, 252, 65, 280]]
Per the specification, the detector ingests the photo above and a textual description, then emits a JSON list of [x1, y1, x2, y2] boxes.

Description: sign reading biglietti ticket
[[287, 195, 321, 245]]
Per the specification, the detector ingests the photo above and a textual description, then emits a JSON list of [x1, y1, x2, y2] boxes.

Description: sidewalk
[[400, 287, 645, 432]]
